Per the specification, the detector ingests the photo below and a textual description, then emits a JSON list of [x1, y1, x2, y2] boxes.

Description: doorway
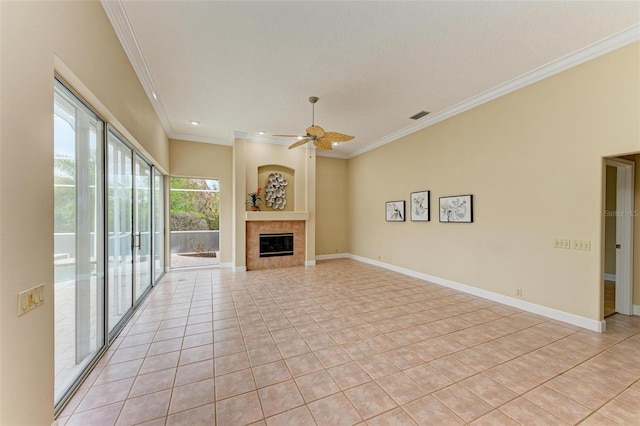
[[169, 177, 221, 268], [604, 158, 635, 317]]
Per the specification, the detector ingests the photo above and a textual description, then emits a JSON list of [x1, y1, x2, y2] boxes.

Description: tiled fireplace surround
[[246, 220, 305, 270]]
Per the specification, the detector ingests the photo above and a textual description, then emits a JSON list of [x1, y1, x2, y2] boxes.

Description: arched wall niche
[[256, 164, 295, 211]]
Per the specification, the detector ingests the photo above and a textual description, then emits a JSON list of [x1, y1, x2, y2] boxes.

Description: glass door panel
[[54, 81, 105, 404], [107, 132, 133, 333], [153, 172, 165, 282], [134, 155, 152, 299]]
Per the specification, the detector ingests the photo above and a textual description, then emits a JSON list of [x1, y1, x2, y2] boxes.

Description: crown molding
[[101, 0, 174, 135], [347, 24, 640, 159], [169, 133, 233, 146], [243, 133, 350, 158], [245, 133, 295, 147], [316, 150, 349, 159], [101, 1, 639, 159]]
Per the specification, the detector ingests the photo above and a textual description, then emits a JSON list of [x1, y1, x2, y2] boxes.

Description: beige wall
[[316, 157, 350, 255], [0, 1, 168, 424], [169, 139, 233, 265], [348, 43, 639, 322]]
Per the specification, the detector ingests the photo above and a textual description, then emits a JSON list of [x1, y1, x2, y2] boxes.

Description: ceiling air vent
[[409, 110, 430, 120]]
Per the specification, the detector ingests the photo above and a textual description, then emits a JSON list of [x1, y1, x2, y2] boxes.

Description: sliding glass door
[[153, 173, 165, 281], [54, 80, 165, 411], [134, 155, 152, 301], [54, 81, 105, 404], [107, 132, 134, 333], [106, 132, 157, 334]]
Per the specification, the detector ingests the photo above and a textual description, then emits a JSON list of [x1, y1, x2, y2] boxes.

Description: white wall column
[[232, 138, 247, 271]]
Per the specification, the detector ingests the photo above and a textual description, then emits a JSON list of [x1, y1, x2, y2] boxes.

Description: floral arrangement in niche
[[247, 188, 262, 211]]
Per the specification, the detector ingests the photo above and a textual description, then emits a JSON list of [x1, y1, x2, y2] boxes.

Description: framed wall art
[[385, 200, 405, 222], [410, 190, 430, 222], [439, 194, 473, 223]]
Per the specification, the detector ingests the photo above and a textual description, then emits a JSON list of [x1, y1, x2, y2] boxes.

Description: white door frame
[[605, 158, 635, 316]]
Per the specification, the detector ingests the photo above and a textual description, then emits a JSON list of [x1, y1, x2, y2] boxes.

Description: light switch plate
[[571, 240, 591, 251], [17, 283, 45, 316], [553, 238, 571, 249]]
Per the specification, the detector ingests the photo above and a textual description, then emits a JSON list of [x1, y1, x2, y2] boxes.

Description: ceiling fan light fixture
[[284, 97, 354, 150], [409, 110, 430, 120]]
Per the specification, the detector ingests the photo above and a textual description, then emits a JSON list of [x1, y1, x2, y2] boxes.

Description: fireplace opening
[[260, 233, 294, 257]]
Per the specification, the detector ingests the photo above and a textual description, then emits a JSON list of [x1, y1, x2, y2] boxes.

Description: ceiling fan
[[276, 97, 354, 150]]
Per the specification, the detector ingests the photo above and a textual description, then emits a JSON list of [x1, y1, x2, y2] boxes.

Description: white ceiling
[[102, 1, 640, 158]]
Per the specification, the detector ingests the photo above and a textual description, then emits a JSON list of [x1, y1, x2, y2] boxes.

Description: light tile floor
[[57, 259, 640, 425]]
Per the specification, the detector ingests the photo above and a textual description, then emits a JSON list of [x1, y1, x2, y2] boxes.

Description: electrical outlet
[[554, 238, 571, 249], [516, 288, 522, 297], [17, 283, 45, 316]]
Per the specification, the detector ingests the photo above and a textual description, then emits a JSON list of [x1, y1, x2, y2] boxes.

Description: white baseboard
[[233, 266, 247, 272], [306, 260, 317, 266], [316, 253, 350, 261], [604, 273, 616, 281], [220, 262, 233, 269], [634, 305, 640, 316], [348, 254, 606, 332]]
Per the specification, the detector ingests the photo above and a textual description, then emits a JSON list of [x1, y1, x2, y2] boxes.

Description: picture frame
[[410, 190, 430, 222], [439, 194, 473, 223], [385, 200, 406, 222]]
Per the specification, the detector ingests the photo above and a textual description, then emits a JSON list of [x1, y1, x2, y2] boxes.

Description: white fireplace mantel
[[245, 211, 310, 222]]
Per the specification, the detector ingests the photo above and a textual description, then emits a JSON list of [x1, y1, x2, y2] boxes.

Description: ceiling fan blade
[[288, 138, 310, 149], [306, 125, 325, 138], [323, 132, 354, 142], [314, 138, 333, 150]]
